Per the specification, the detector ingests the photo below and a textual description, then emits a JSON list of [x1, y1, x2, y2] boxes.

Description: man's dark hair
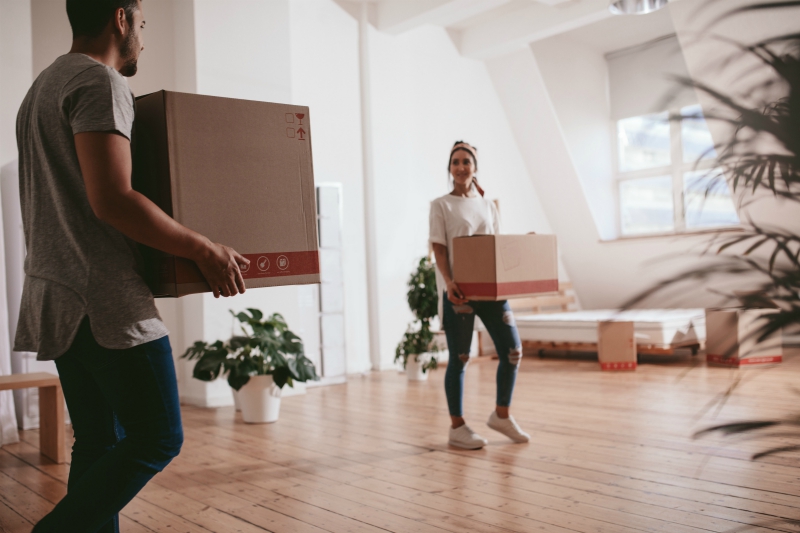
[[66, 0, 139, 39]]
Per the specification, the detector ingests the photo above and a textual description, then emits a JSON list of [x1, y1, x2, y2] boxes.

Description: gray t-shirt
[[14, 53, 168, 360]]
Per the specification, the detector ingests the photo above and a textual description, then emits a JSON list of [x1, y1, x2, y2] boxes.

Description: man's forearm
[[98, 188, 210, 262], [74, 131, 248, 298]]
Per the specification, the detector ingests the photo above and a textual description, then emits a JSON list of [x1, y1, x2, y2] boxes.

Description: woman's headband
[[450, 142, 478, 166]]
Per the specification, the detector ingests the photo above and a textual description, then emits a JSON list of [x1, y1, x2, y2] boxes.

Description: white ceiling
[[447, 0, 544, 31], [333, 0, 676, 59], [556, 4, 675, 54]]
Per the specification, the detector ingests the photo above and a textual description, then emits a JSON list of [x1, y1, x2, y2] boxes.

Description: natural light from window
[[683, 169, 740, 228], [681, 104, 717, 163], [620, 175, 674, 234], [617, 112, 671, 172], [615, 105, 739, 236]]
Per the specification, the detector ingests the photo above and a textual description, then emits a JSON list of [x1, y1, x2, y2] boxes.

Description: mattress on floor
[[513, 309, 706, 348]]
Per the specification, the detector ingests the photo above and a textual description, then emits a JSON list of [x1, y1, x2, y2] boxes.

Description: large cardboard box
[[452, 234, 558, 301], [133, 91, 319, 297], [597, 321, 637, 371], [705, 308, 782, 366]]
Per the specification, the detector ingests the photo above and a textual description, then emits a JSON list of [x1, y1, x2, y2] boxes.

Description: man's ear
[[113, 7, 128, 36]]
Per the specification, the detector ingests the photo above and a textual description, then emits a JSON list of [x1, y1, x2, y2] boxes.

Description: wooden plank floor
[[2, 351, 800, 532]]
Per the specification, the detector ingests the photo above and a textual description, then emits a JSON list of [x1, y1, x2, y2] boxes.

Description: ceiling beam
[[331, 1, 376, 25], [376, 0, 514, 35], [456, 0, 612, 60]]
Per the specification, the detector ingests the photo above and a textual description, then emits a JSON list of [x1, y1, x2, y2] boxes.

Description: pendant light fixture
[[609, 0, 668, 15]]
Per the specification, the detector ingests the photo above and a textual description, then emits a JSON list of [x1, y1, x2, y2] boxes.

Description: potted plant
[[181, 308, 319, 423], [395, 257, 440, 381], [625, 1, 800, 475]]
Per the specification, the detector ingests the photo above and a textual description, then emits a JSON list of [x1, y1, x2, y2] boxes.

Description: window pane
[[620, 176, 674, 235], [684, 169, 739, 228], [617, 112, 671, 172], [681, 104, 717, 163]]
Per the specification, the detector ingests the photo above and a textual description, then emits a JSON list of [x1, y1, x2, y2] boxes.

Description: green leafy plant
[[181, 308, 319, 391], [627, 1, 800, 465], [406, 255, 438, 322], [396, 321, 438, 372], [395, 257, 440, 372]]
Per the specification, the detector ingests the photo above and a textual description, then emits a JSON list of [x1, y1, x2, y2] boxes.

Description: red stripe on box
[[459, 279, 558, 298], [174, 251, 319, 283], [707, 354, 782, 366], [239, 251, 320, 279], [600, 361, 637, 371]]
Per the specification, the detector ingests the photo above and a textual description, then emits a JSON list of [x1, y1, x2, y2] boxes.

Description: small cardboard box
[[452, 234, 558, 301], [597, 321, 637, 371], [705, 308, 782, 366], [133, 91, 320, 297]]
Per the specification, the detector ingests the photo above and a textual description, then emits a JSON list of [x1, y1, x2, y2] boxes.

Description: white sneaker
[[487, 412, 530, 443], [448, 424, 488, 449]]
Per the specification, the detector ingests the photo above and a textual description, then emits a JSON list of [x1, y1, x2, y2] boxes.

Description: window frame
[[612, 107, 731, 237]]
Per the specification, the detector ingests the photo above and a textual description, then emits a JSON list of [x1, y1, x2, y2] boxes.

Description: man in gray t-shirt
[[17, 1, 249, 531], [16, 51, 169, 359]]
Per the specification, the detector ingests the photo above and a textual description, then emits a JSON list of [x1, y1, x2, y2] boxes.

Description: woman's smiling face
[[450, 149, 476, 187]]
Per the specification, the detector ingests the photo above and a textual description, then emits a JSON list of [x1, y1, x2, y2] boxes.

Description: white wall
[[30, 0, 70, 78], [0, 0, 32, 168], [530, 36, 616, 240], [126, 0, 198, 97], [368, 25, 553, 369], [194, 0, 291, 102], [290, 0, 371, 374]]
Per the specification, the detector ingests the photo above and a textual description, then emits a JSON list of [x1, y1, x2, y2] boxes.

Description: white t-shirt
[[429, 192, 500, 313], [429, 192, 500, 275]]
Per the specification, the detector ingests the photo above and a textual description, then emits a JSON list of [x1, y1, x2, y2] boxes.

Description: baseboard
[[180, 392, 234, 408], [307, 375, 347, 387], [281, 381, 307, 397]]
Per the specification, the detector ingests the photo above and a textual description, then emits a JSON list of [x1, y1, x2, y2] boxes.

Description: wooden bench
[[0, 373, 66, 463]]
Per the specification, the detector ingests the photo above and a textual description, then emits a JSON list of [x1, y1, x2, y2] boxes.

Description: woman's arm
[[432, 243, 468, 305]]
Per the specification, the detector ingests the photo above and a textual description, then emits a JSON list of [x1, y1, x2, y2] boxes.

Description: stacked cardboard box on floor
[[705, 308, 782, 366], [597, 321, 637, 371], [452, 234, 558, 301], [133, 90, 320, 297]]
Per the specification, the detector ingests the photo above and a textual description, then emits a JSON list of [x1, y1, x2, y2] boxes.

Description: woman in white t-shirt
[[429, 141, 529, 450]]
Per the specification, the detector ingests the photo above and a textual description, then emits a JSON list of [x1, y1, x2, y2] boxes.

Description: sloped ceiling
[[332, 0, 613, 58]]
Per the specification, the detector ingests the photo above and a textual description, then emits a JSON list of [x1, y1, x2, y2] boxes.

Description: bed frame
[[519, 339, 701, 357], [480, 284, 702, 358], [478, 283, 575, 357]]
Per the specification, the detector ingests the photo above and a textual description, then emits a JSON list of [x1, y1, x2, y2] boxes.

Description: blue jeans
[[34, 318, 183, 533], [442, 293, 522, 417]]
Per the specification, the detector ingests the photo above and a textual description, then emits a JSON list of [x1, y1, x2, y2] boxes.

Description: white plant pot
[[232, 388, 241, 411], [407, 354, 431, 382], [238, 375, 282, 423]]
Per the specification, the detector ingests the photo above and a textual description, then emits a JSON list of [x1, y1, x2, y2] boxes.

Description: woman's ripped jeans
[[442, 293, 522, 417]]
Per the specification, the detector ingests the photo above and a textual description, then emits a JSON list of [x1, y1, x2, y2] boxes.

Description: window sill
[[600, 225, 744, 243]]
